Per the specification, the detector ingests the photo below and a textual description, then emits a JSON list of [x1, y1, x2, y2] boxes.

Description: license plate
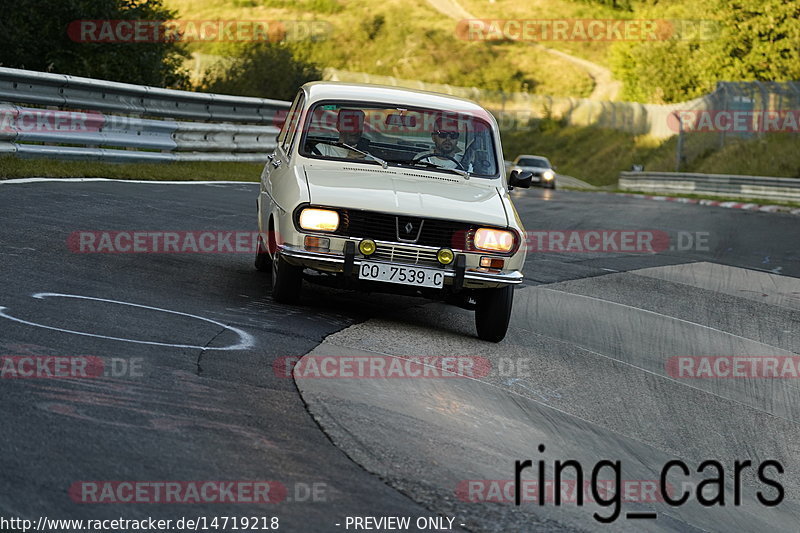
[[358, 262, 444, 288]]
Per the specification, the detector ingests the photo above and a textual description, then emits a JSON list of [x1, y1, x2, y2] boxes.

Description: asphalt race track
[[1, 179, 798, 532]]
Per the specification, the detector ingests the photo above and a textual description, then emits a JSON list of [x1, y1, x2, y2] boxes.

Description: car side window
[[276, 95, 298, 148], [281, 93, 305, 156]]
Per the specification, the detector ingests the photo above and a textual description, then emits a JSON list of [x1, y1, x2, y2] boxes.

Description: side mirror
[[508, 169, 533, 189]]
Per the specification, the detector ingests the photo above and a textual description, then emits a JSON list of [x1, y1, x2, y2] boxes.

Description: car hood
[[303, 163, 509, 227]]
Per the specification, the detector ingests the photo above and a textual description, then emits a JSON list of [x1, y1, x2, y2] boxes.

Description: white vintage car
[[255, 82, 532, 342]]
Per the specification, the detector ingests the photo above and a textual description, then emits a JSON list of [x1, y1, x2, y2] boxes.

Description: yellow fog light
[[299, 208, 339, 232], [359, 239, 376, 256], [437, 248, 454, 265]]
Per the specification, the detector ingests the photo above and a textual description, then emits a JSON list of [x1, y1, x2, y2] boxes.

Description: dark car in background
[[510, 155, 556, 189]]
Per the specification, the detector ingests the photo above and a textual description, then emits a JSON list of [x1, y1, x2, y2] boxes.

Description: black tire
[[271, 253, 303, 304], [550, 182, 556, 190], [474, 285, 514, 342], [254, 234, 271, 272]]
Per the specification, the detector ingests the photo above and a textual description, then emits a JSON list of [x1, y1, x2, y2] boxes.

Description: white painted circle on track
[[0, 293, 255, 350]]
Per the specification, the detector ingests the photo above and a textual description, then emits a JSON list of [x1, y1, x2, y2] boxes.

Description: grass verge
[[502, 121, 800, 187], [166, 0, 595, 98], [0, 158, 262, 182]]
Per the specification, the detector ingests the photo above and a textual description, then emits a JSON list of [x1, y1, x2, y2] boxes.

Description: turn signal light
[[305, 236, 330, 251], [480, 257, 505, 269]]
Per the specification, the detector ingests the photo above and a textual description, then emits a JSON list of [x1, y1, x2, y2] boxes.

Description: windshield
[[517, 157, 550, 168], [299, 102, 500, 177]]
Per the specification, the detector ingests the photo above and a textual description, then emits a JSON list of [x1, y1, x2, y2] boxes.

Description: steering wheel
[[412, 153, 464, 169]]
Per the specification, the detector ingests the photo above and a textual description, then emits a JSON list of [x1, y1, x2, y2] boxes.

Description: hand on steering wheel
[[412, 154, 464, 169]]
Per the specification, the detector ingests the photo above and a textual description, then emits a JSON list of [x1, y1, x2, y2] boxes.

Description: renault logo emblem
[[396, 217, 424, 243]]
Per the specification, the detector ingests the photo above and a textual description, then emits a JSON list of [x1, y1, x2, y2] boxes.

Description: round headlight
[[474, 228, 516, 253], [437, 248, 454, 265], [299, 208, 339, 232], [359, 239, 376, 256], [543, 170, 555, 181]]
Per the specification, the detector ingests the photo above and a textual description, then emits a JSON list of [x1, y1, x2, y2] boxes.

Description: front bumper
[[277, 243, 524, 289]]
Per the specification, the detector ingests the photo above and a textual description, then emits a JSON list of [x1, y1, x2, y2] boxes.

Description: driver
[[317, 109, 367, 159], [415, 115, 462, 169]]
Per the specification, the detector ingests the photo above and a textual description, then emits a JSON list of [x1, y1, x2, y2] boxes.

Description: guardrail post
[[672, 111, 684, 172]]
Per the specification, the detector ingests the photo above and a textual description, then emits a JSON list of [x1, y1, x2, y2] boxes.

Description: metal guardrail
[[0, 67, 290, 163], [619, 171, 800, 202]]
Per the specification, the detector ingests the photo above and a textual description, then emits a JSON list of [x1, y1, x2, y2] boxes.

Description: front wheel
[[271, 253, 303, 304], [474, 285, 514, 342], [254, 235, 272, 272]]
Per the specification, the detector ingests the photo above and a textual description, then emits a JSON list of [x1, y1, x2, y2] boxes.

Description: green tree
[[0, 0, 189, 87], [610, 0, 800, 103], [713, 0, 800, 82], [199, 42, 322, 101]]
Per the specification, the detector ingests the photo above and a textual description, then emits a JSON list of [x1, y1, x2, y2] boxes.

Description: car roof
[[301, 81, 490, 117], [516, 154, 548, 160]]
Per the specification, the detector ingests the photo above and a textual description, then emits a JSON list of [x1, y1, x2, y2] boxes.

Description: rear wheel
[[474, 285, 514, 342], [271, 253, 303, 304]]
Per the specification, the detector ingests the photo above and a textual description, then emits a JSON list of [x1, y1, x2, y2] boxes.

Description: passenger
[[317, 109, 366, 159]]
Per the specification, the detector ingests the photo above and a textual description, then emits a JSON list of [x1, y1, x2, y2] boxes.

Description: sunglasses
[[434, 130, 459, 139]]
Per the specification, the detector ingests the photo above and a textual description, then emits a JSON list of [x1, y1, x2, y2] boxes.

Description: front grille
[[371, 243, 441, 267], [336, 209, 474, 250]]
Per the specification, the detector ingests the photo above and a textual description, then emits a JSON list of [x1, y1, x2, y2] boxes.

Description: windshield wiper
[[405, 159, 471, 179], [313, 140, 389, 169], [338, 143, 389, 169]]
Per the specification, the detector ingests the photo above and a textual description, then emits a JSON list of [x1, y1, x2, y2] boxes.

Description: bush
[[199, 42, 322, 100]]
